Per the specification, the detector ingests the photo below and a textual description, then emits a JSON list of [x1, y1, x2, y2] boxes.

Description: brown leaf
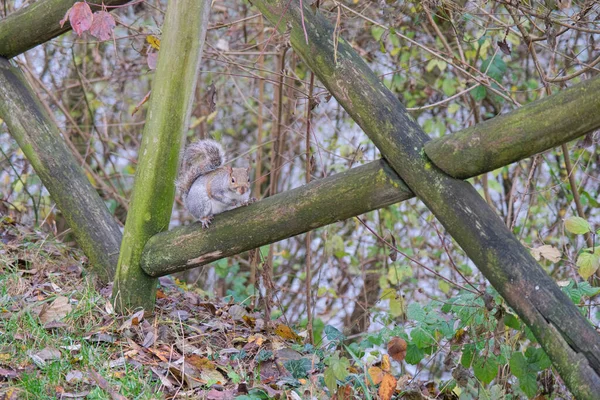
[[530, 245, 561, 263], [389, 233, 398, 261], [68, 2, 93, 36], [378, 373, 397, 400], [388, 337, 407, 362], [89, 11, 115, 41], [39, 296, 72, 324], [497, 39, 511, 55]]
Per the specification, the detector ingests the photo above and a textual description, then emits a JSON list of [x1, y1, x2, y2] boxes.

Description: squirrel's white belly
[[210, 198, 232, 215]]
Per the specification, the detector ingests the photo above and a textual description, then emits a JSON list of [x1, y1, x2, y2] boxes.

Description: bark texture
[[0, 0, 132, 59], [0, 57, 122, 282], [111, 0, 211, 312], [250, 1, 600, 397]]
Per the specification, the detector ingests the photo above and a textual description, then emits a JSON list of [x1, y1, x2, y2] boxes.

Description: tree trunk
[[111, 0, 211, 313]]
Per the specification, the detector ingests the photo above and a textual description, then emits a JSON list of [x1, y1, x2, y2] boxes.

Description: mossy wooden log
[[0, 57, 122, 282], [141, 160, 408, 275], [0, 0, 132, 59], [111, 0, 211, 313], [425, 76, 600, 179], [250, 0, 600, 397]]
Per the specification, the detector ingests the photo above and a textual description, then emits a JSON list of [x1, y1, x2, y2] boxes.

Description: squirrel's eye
[[248, 177, 250, 182], [231, 178, 235, 183]]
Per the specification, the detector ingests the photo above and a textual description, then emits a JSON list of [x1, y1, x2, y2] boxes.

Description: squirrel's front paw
[[200, 216, 213, 229], [243, 197, 257, 206]]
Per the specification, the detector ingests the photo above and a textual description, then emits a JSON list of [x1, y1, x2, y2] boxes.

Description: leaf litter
[[0, 218, 439, 399]]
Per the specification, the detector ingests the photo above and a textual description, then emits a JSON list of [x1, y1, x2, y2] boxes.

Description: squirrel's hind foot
[[200, 216, 214, 229]]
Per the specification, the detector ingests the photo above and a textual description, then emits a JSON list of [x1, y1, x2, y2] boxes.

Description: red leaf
[[90, 11, 116, 41], [69, 2, 93, 36]]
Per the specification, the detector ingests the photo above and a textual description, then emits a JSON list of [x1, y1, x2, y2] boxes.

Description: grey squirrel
[[176, 139, 251, 228]]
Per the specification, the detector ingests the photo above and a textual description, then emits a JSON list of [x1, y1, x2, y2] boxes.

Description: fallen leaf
[[89, 11, 115, 41], [274, 324, 301, 342], [65, 370, 84, 383], [378, 373, 397, 400], [367, 366, 384, 385], [39, 296, 72, 324], [34, 347, 61, 362]]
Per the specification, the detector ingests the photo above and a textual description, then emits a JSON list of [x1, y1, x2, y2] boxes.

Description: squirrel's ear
[[226, 165, 233, 174]]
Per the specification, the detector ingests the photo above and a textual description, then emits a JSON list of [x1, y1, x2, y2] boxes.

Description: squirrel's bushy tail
[[176, 139, 225, 197]]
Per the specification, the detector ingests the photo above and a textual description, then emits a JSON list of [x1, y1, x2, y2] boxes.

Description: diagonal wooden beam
[[0, 57, 122, 282], [0, 0, 133, 59], [250, 1, 600, 397]]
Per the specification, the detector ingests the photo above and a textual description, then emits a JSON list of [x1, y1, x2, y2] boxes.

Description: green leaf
[[331, 357, 350, 380], [519, 373, 538, 398], [407, 303, 425, 322], [578, 281, 600, 297], [565, 216, 591, 234], [576, 251, 600, 280], [389, 296, 406, 318], [284, 358, 311, 379], [324, 325, 345, 342], [324, 367, 337, 395], [426, 58, 438, 72], [461, 343, 475, 368], [471, 85, 486, 101], [473, 355, 498, 384], [405, 343, 424, 365], [525, 347, 551, 372], [411, 327, 434, 348], [504, 313, 521, 329], [509, 352, 528, 380], [481, 56, 506, 82], [371, 26, 386, 41]]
